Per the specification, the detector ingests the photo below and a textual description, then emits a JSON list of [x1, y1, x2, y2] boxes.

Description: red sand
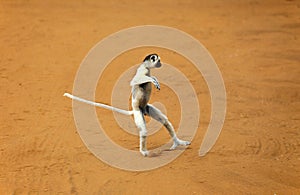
[[0, 0, 299, 194]]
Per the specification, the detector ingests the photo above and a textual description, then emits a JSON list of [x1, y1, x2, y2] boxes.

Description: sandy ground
[[0, 0, 300, 194]]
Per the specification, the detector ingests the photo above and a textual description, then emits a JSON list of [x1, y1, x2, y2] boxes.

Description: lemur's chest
[[132, 82, 152, 108], [140, 84, 151, 108], [139, 82, 151, 92]]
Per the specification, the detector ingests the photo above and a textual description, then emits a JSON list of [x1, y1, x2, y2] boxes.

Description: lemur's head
[[143, 54, 162, 69]]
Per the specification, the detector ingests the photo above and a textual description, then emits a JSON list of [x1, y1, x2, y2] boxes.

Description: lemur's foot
[[170, 139, 191, 150], [140, 149, 149, 157]]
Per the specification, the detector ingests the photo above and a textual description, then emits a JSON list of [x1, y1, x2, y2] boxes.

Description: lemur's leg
[[145, 104, 190, 150], [132, 98, 149, 156]]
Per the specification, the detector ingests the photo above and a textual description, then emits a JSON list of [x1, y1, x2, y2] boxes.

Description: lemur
[[64, 54, 190, 156]]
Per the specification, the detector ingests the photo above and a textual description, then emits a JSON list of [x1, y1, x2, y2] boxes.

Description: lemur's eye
[[150, 55, 157, 62]]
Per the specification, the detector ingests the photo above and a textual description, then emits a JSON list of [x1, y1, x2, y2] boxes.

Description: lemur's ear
[[150, 55, 157, 63], [143, 53, 158, 62]]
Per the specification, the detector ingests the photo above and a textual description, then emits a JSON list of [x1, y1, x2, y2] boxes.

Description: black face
[[143, 53, 161, 68], [155, 60, 162, 68]]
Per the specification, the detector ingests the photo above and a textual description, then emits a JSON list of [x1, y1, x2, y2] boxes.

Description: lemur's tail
[[63, 93, 134, 116]]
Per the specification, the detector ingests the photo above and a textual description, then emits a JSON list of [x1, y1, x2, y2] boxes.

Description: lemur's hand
[[151, 76, 160, 90]]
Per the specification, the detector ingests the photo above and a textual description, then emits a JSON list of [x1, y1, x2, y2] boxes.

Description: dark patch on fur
[[143, 53, 158, 62]]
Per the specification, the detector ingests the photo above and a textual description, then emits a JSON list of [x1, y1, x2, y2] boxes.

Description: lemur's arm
[[130, 75, 160, 90]]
